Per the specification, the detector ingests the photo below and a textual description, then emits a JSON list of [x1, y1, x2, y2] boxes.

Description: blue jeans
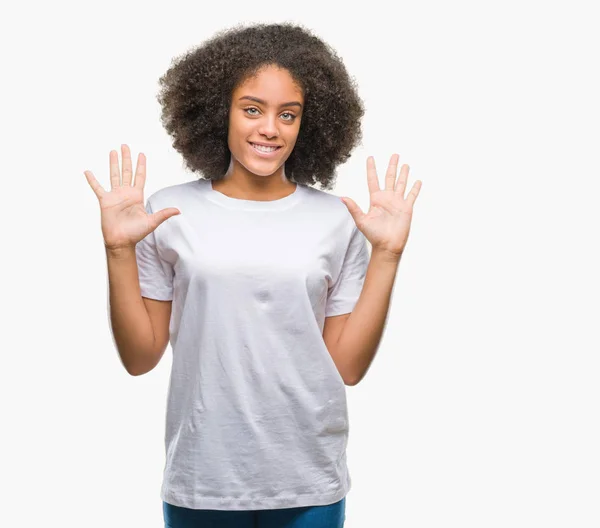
[[163, 497, 346, 527]]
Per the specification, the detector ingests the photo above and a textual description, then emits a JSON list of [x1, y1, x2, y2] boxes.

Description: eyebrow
[[238, 96, 303, 109]]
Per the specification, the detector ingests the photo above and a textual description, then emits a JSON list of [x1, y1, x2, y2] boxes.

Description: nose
[[258, 114, 280, 139]]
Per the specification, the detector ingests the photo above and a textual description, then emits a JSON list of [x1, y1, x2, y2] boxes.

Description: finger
[[366, 156, 380, 194], [121, 144, 133, 186], [134, 152, 146, 190], [394, 164, 410, 197], [151, 207, 181, 230], [385, 153, 399, 191], [109, 150, 120, 189], [84, 170, 106, 199], [406, 180, 422, 207], [341, 196, 365, 224]]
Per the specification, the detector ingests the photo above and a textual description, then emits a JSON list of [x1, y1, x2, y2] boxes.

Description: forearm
[[106, 246, 157, 375], [335, 249, 402, 385]]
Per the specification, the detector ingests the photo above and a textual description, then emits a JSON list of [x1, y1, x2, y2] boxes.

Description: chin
[[255, 165, 283, 176], [239, 158, 286, 178]]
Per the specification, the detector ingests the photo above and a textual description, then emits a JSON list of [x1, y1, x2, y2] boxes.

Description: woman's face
[[227, 64, 304, 179]]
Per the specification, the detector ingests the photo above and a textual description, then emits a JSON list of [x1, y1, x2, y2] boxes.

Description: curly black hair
[[157, 22, 365, 191]]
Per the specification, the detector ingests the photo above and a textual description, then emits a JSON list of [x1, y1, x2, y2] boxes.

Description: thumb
[[151, 208, 181, 230], [340, 197, 364, 224]]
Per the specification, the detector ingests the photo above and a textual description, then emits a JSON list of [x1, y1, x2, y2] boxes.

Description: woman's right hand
[[84, 144, 180, 251]]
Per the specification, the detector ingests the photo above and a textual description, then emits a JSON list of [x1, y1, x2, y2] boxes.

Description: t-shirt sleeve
[[135, 199, 174, 301], [325, 225, 370, 317]]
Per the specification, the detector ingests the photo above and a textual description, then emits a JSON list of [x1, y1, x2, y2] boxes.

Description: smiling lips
[[249, 142, 282, 157]]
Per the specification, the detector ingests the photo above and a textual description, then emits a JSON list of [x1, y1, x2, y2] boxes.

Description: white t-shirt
[[135, 178, 370, 511]]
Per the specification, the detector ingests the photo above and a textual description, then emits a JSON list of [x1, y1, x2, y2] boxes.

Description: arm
[[325, 248, 401, 386], [106, 246, 170, 376]]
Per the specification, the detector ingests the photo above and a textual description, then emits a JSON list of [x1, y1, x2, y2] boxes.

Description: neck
[[213, 159, 296, 201]]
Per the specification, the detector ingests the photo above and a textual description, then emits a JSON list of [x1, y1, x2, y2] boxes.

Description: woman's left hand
[[341, 154, 422, 259]]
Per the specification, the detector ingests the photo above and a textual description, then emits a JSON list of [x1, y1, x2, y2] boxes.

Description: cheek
[[286, 125, 301, 147], [228, 121, 249, 149], [231, 120, 254, 142]]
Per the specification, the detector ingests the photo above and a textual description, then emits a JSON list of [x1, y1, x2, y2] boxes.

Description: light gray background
[[2, 1, 598, 527]]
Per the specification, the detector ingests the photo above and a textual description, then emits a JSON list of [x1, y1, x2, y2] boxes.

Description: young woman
[[85, 22, 421, 528]]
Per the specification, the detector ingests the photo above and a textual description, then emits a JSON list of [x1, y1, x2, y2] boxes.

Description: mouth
[[249, 142, 283, 158]]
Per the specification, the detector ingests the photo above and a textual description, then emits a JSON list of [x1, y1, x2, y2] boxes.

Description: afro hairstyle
[[157, 22, 365, 190]]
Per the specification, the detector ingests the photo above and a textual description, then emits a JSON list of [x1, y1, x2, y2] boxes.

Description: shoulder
[[303, 185, 352, 219], [300, 184, 354, 225], [146, 179, 203, 209]]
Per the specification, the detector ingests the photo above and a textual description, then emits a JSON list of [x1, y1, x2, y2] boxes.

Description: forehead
[[233, 65, 304, 103]]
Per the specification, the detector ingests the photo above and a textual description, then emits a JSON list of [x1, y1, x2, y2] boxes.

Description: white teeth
[[252, 143, 279, 153]]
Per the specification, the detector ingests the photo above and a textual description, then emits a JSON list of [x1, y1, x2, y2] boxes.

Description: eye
[[243, 107, 296, 122]]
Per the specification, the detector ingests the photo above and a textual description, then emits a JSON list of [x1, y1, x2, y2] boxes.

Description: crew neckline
[[199, 179, 305, 211]]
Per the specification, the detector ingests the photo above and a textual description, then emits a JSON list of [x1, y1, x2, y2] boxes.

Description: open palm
[[84, 144, 180, 251], [341, 154, 422, 257]]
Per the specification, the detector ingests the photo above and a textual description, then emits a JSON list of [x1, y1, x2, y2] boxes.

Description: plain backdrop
[[2, 1, 599, 527]]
